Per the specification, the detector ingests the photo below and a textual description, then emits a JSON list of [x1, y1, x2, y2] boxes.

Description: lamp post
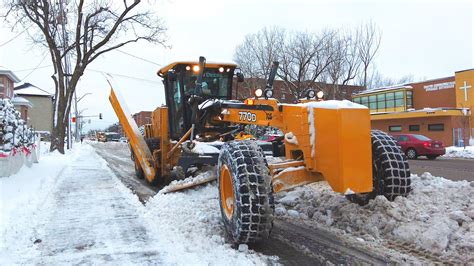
[[74, 93, 92, 141]]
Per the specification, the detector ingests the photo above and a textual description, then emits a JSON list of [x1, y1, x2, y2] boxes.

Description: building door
[[452, 128, 463, 147]]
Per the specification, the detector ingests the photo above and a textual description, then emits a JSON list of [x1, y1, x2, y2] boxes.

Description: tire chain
[[219, 140, 274, 244]]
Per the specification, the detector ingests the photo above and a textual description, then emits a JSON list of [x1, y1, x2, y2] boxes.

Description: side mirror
[[237, 72, 244, 83], [168, 70, 177, 82]]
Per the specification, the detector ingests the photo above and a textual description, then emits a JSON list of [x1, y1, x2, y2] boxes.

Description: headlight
[[317, 90, 324, 99], [218, 67, 224, 73], [193, 65, 200, 72], [255, 88, 263, 97], [264, 89, 273, 98], [307, 89, 316, 99]]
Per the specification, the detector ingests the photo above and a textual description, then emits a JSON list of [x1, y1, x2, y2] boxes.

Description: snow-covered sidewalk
[[0, 144, 272, 265]]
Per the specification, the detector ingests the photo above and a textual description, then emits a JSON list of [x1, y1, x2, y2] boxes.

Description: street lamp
[[74, 92, 92, 142]]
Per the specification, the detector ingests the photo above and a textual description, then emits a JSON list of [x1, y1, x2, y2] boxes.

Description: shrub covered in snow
[[0, 98, 35, 154]]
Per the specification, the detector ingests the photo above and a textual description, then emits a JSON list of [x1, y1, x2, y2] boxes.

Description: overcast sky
[[0, 0, 472, 132]]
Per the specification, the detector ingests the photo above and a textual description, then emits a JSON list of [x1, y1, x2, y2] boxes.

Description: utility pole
[[58, 0, 73, 148]]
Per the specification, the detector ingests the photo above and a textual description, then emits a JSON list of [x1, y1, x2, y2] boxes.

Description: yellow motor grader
[[109, 56, 411, 245]]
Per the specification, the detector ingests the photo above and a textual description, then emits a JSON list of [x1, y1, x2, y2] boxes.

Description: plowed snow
[[274, 173, 474, 263]]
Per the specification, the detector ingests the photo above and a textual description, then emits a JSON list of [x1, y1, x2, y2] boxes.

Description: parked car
[[119, 137, 128, 143], [391, 133, 445, 160]]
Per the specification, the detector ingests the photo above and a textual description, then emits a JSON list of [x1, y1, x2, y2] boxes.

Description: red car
[[392, 134, 446, 160]]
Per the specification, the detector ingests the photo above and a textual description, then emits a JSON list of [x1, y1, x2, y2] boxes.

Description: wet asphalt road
[[408, 157, 474, 182]]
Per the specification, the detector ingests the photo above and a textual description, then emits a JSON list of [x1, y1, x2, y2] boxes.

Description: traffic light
[[72, 117, 76, 123], [99, 113, 103, 119]]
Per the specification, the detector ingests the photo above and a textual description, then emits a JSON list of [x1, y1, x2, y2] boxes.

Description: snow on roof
[[304, 100, 368, 110], [355, 84, 413, 96], [11, 96, 33, 108], [15, 87, 53, 97], [0, 70, 20, 83]]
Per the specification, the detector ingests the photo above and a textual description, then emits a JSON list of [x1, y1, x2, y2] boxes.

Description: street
[[91, 141, 471, 264], [408, 158, 474, 182]]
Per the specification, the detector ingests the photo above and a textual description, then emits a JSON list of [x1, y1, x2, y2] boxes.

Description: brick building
[[133, 111, 152, 127], [0, 70, 20, 99], [353, 69, 473, 146], [233, 78, 363, 103]]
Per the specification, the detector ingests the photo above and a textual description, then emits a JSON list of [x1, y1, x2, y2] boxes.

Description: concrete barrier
[[0, 143, 39, 177]]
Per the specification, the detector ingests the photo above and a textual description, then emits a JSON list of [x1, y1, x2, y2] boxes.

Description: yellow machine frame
[[110, 88, 373, 195]]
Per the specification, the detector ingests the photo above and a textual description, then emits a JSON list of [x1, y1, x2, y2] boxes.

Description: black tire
[[144, 137, 163, 186], [347, 130, 411, 205], [406, 148, 417, 159], [131, 138, 162, 184], [217, 140, 274, 245], [426, 155, 438, 160], [134, 157, 145, 179]]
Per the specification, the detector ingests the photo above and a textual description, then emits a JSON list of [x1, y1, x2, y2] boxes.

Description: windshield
[[413, 134, 431, 141], [106, 133, 120, 140], [183, 69, 231, 98]]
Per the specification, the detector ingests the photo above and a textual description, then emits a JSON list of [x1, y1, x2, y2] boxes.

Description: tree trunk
[[50, 90, 69, 154]]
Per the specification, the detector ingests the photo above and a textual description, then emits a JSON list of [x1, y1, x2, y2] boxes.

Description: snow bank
[[274, 173, 474, 262], [144, 173, 277, 265], [442, 146, 474, 159]]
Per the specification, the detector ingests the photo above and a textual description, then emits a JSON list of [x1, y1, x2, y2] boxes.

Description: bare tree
[[357, 21, 381, 88], [367, 70, 414, 89], [277, 30, 335, 99], [234, 27, 284, 97], [2, 0, 166, 153]]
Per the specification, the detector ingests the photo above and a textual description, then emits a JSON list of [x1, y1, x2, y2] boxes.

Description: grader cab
[[109, 56, 411, 245]]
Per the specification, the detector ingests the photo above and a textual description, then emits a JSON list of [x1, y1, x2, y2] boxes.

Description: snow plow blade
[[161, 173, 216, 194], [109, 87, 157, 183]]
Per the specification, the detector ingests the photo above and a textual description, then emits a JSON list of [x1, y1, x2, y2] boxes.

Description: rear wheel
[[406, 148, 417, 159], [217, 140, 274, 245], [426, 155, 438, 160], [347, 130, 411, 205]]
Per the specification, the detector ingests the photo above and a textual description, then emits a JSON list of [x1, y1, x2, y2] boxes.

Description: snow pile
[[144, 175, 277, 264], [190, 141, 222, 154], [442, 146, 474, 159], [274, 173, 474, 261]]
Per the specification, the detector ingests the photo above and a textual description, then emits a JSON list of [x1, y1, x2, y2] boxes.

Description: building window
[[406, 90, 413, 108], [409, 125, 420, 131], [389, 125, 402, 132], [395, 91, 404, 107], [428, 124, 444, 131], [376, 94, 385, 110], [386, 92, 395, 108]]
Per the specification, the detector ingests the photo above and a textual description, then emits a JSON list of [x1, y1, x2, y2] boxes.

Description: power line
[[115, 49, 162, 67], [12, 65, 52, 72], [86, 68, 160, 84], [20, 52, 49, 81], [0, 28, 28, 47]]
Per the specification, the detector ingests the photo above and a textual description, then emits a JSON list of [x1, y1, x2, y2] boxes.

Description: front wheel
[[217, 140, 274, 245], [347, 130, 411, 205]]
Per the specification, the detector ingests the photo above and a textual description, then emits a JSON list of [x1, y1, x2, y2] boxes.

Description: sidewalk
[[1, 145, 161, 264]]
